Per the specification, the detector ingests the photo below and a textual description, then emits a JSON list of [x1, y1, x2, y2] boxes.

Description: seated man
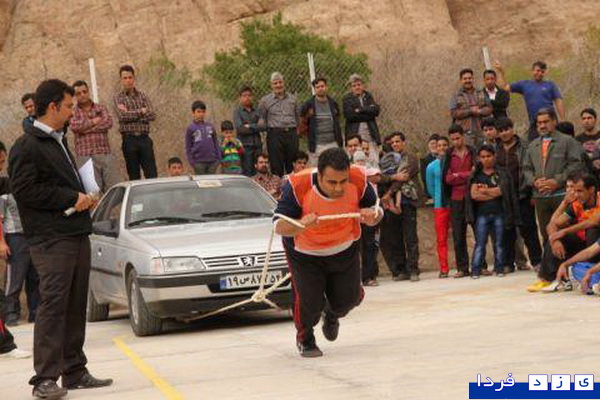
[[528, 172, 600, 292]]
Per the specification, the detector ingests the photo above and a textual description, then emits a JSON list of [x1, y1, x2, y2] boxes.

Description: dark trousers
[[193, 161, 219, 175], [535, 196, 564, 243], [266, 128, 299, 177], [5, 233, 39, 321], [286, 242, 363, 344], [122, 134, 157, 180], [450, 199, 471, 273], [29, 236, 91, 386], [360, 224, 379, 281], [504, 198, 543, 268], [380, 205, 420, 276], [538, 230, 600, 282], [0, 289, 16, 354], [241, 144, 262, 177]]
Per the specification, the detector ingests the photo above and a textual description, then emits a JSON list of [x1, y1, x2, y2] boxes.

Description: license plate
[[219, 271, 283, 290]]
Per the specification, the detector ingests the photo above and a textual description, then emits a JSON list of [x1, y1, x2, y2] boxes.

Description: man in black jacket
[[9, 79, 113, 399], [300, 78, 343, 166], [343, 74, 381, 163], [483, 70, 510, 119]]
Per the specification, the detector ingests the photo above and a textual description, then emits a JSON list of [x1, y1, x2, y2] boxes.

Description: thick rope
[[182, 198, 380, 322]]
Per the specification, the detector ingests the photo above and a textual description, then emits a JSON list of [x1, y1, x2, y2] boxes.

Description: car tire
[[127, 269, 163, 336], [87, 288, 109, 322]]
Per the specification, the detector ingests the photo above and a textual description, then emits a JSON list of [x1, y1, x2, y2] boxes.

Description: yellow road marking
[[113, 336, 184, 400]]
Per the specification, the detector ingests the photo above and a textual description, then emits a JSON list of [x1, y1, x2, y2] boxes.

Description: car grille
[[202, 251, 288, 270]]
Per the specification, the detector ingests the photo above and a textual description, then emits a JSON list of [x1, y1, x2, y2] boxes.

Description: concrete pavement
[[1, 270, 598, 399]]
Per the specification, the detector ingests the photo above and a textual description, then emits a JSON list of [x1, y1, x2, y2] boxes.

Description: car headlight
[[152, 257, 207, 274]]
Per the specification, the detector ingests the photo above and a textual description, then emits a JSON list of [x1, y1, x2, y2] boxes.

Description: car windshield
[[126, 179, 275, 228]]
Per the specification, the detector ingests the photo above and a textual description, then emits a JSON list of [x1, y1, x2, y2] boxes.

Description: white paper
[[78, 159, 100, 194]]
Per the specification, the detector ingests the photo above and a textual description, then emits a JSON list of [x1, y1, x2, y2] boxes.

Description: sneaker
[[454, 271, 469, 278], [297, 339, 323, 358], [480, 269, 493, 276], [32, 379, 67, 399], [392, 273, 410, 282], [0, 348, 31, 359], [410, 274, 420, 282], [438, 272, 449, 279], [471, 274, 480, 279], [527, 280, 552, 292], [363, 279, 379, 287], [541, 280, 573, 293], [321, 312, 339, 342], [591, 283, 600, 295], [496, 272, 506, 277]]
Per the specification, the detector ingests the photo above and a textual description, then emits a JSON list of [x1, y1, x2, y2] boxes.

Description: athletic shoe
[[321, 312, 339, 342], [527, 280, 552, 292], [454, 271, 469, 278], [0, 348, 31, 359], [410, 274, 420, 282], [392, 273, 410, 281], [591, 283, 600, 295], [540, 280, 573, 293], [495, 272, 506, 277], [471, 274, 480, 279], [297, 339, 323, 358], [363, 279, 379, 287], [438, 272, 449, 279]]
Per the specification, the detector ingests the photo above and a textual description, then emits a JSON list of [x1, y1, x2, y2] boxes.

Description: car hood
[[129, 218, 282, 258]]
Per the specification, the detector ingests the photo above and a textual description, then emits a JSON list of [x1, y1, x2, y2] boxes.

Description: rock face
[[0, 0, 596, 96]]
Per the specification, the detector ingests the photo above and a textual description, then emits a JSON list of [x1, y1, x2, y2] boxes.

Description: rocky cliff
[[0, 0, 597, 96]]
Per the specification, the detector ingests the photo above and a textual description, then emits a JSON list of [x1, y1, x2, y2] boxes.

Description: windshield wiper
[[201, 210, 273, 219], [128, 216, 207, 227]]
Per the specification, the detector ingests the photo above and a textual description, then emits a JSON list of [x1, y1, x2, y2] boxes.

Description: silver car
[[88, 175, 292, 336]]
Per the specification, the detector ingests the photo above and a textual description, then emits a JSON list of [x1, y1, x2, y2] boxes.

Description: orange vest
[[289, 166, 367, 252], [571, 193, 600, 240]]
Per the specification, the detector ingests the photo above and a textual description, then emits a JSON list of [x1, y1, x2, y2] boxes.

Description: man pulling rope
[[274, 147, 383, 357]]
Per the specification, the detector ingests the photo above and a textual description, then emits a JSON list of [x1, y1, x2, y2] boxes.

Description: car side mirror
[[93, 220, 118, 237]]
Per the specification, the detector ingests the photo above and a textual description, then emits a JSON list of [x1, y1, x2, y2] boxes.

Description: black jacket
[[342, 90, 381, 145], [8, 124, 92, 245], [484, 86, 510, 119], [465, 167, 521, 229], [440, 145, 477, 206], [300, 96, 343, 153]]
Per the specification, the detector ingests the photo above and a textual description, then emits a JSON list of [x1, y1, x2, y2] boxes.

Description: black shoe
[[297, 339, 323, 358], [410, 273, 420, 282], [439, 272, 449, 279], [392, 273, 410, 281], [63, 372, 113, 390], [322, 312, 340, 342], [33, 380, 67, 399]]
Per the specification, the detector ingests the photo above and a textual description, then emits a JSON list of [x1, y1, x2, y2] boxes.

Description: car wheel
[[87, 288, 109, 322], [127, 269, 162, 336]]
